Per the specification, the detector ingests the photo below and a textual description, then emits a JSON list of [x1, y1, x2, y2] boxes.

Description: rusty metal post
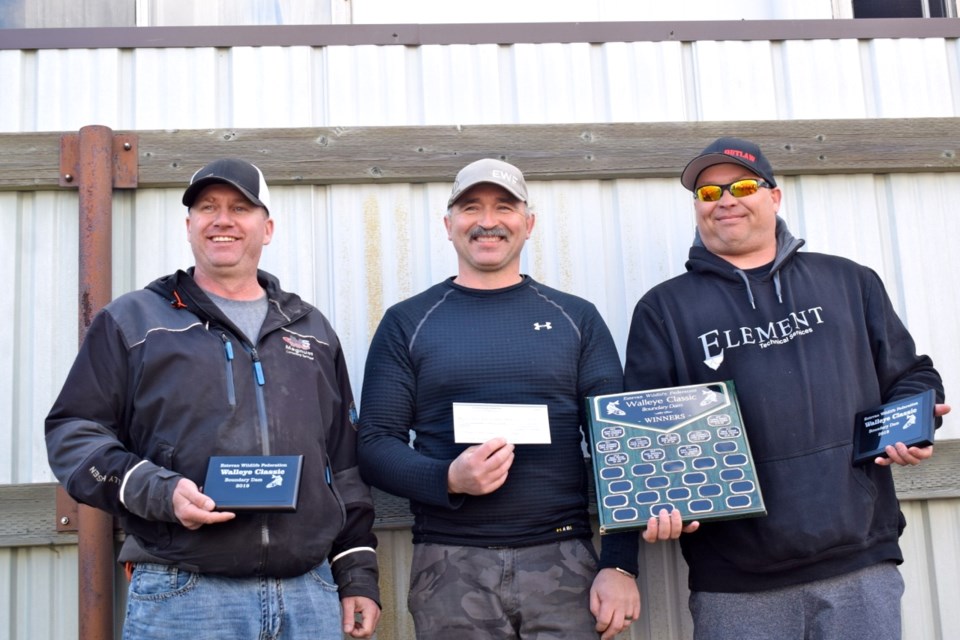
[[59, 125, 138, 640]]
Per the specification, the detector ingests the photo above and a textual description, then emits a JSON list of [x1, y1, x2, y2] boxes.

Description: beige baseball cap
[[447, 158, 528, 207]]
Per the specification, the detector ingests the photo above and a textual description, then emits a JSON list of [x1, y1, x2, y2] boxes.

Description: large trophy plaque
[[587, 381, 766, 534]]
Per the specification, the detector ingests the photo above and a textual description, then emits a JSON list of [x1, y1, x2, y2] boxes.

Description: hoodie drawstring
[[733, 269, 757, 310]]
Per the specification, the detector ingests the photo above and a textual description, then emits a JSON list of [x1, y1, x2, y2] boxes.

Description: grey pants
[[408, 539, 602, 639], [690, 561, 905, 640]]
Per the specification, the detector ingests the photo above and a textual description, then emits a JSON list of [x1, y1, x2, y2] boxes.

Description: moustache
[[469, 227, 508, 240]]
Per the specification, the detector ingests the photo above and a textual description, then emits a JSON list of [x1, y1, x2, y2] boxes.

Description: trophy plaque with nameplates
[[587, 381, 766, 534]]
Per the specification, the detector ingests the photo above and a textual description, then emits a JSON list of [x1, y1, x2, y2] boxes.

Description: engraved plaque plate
[[853, 389, 936, 465], [203, 455, 303, 512]]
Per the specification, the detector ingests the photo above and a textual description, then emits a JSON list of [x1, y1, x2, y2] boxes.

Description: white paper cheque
[[452, 402, 552, 444]]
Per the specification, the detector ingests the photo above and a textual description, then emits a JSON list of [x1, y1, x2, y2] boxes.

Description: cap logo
[[723, 149, 756, 163], [492, 169, 519, 184]]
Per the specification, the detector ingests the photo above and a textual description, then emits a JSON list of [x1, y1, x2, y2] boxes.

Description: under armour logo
[[533, 322, 552, 331]]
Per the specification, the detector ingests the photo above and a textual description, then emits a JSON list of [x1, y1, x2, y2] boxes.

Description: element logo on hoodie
[[698, 306, 825, 370]]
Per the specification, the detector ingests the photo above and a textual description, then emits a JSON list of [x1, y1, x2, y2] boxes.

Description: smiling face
[[186, 183, 273, 297], [444, 183, 535, 289], [694, 163, 781, 268]]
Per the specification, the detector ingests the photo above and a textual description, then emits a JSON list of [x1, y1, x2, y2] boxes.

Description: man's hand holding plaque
[[853, 390, 951, 466], [203, 455, 304, 512]]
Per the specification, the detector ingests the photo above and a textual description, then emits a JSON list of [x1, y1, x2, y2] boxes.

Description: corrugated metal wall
[[2, 24, 959, 640]]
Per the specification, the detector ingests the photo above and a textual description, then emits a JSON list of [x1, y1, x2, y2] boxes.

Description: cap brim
[[680, 153, 776, 191], [447, 180, 527, 207], [182, 177, 266, 210]]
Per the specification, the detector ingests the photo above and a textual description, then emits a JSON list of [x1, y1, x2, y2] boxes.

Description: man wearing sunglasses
[[623, 137, 949, 639]]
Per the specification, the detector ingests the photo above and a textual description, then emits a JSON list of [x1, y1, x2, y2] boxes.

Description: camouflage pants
[[407, 539, 602, 639]]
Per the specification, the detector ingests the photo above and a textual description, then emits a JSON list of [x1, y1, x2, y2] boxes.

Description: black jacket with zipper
[[46, 269, 378, 603]]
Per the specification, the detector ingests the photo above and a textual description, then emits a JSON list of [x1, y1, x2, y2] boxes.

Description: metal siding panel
[[419, 44, 507, 125], [780, 39, 868, 118], [324, 183, 458, 394], [9, 39, 960, 131], [140, 0, 333, 27], [926, 499, 960, 638], [34, 49, 123, 132], [232, 46, 317, 128], [886, 174, 960, 440], [601, 42, 687, 123], [128, 189, 194, 289], [868, 39, 955, 118], [325, 45, 417, 126], [132, 48, 221, 129], [2, 546, 80, 640], [690, 40, 780, 120], [609, 179, 698, 358], [21, 0, 134, 28], [899, 499, 960, 640], [513, 43, 598, 123], [11, 192, 79, 485], [0, 51, 26, 131], [348, 0, 831, 24], [0, 193, 17, 485]]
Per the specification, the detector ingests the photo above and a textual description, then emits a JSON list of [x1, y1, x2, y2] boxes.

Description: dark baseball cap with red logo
[[680, 137, 777, 191]]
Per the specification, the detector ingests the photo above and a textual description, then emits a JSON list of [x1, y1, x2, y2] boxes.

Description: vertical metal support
[[59, 125, 138, 640]]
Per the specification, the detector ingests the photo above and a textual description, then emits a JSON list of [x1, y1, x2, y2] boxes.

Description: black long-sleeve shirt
[[358, 275, 639, 573]]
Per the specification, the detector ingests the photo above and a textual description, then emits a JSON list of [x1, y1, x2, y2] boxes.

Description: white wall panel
[[867, 39, 955, 118], [0, 51, 26, 131], [689, 40, 780, 120], [601, 42, 687, 122], [419, 44, 506, 125], [348, 0, 835, 24], [5, 37, 960, 133], [34, 49, 123, 132], [131, 48, 221, 130], [232, 46, 319, 128], [138, 0, 334, 27], [326, 45, 418, 126], [780, 39, 868, 118], [6, 192, 80, 485]]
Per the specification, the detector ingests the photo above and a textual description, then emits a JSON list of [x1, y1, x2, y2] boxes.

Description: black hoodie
[[625, 218, 944, 592]]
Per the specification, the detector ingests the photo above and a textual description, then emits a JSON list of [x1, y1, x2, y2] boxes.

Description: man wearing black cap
[[45, 158, 380, 639], [624, 138, 950, 638], [358, 158, 640, 639]]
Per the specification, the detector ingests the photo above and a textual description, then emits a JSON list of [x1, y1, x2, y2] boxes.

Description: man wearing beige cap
[[359, 158, 641, 639]]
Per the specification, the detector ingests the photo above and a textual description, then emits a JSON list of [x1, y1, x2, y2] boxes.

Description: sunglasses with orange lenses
[[694, 179, 772, 202]]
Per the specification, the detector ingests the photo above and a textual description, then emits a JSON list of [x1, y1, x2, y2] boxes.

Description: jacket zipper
[[245, 344, 271, 560], [220, 334, 236, 407], [249, 347, 270, 456]]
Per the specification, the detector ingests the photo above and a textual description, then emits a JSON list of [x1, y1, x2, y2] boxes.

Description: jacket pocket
[[705, 442, 878, 572]]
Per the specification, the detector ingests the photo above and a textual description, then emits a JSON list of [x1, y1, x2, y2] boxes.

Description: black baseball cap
[[182, 158, 272, 214], [680, 137, 777, 191]]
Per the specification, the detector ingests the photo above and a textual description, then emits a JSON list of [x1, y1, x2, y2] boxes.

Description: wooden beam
[[5, 441, 959, 547], [3, 118, 959, 192]]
